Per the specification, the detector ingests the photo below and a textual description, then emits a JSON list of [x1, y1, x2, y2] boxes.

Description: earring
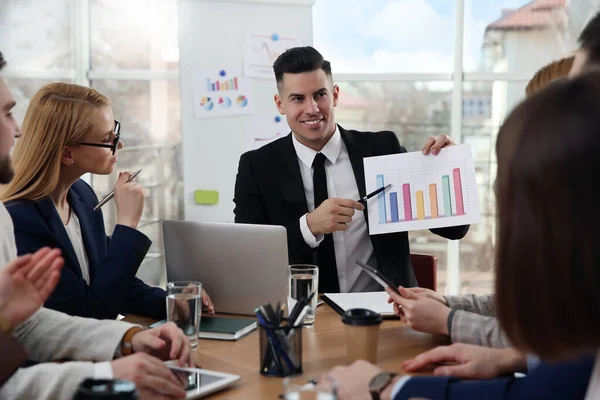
[[71, 160, 74, 165]]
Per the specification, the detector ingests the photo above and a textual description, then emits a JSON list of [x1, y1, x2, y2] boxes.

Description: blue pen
[[257, 313, 296, 373], [256, 313, 285, 375]]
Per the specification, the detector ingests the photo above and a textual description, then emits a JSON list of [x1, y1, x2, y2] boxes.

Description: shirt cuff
[[446, 309, 457, 337], [390, 376, 412, 399], [93, 361, 114, 380], [299, 214, 323, 248]]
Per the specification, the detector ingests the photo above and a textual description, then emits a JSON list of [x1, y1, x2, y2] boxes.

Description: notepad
[[321, 292, 395, 317], [149, 316, 258, 341], [198, 316, 257, 341]]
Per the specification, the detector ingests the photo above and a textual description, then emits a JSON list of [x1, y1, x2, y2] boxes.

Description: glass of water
[[288, 265, 319, 326], [167, 281, 202, 348], [283, 376, 336, 400]]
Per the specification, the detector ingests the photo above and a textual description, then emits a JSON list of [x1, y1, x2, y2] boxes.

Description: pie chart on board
[[200, 97, 214, 111], [237, 95, 248, 107], [218, 97, 232, 109]]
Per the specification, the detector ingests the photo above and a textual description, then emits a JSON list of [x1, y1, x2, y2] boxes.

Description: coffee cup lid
[[341, 308, 383, 326]]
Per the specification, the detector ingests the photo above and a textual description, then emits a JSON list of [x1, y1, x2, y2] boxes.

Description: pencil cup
[[259, 324, 303, 377]]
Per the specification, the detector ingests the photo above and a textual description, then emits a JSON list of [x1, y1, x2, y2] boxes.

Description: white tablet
[[165, 362, 240, 399]]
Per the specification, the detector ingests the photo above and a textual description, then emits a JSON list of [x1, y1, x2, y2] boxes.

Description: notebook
[[149, 316, 258, 341], [321, 292, 396, 318], [198, 316, 257, 341]]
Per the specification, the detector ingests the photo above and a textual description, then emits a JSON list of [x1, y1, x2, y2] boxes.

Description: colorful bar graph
[[429, 184, 438, 218], [442, 175, 452, 217], [390, 192, 399, 223], [376, 175, 386, 224], [416, 190, 425, 220], [206, 77, 241, 92], [402, 183, 412, 221], [453, 168, 465, 216]]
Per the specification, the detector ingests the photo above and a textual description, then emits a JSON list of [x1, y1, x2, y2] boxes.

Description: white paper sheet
[[323, 292, 394, 315], [363, 144, 481, 234], [191, 68, 253, 118], [243, 33, 301, 79]]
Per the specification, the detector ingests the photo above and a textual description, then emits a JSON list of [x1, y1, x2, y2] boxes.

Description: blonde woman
[[1, 83, 214, 320]]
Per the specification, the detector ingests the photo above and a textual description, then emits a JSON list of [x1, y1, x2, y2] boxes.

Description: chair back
[[410, 253, 437, 291]]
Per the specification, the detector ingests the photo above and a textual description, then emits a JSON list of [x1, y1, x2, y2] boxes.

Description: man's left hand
[[422, 134, 455, 155], [131, 322, 193, 367], [324, 360, 401, 400]]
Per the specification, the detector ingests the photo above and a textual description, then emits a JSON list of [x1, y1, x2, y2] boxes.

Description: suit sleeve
[[449, 311, 511, 349], [15, 223, 152, 320], [396, 354, 595, 400], [234, 152, 312, 262], [13, 308, 134, 362], [0, 361, 95, 400]]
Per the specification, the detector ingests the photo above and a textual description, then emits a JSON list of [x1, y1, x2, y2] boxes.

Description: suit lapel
[[68, 189, 99, 278], [276, 133, 309, 216], [36, 197, 81, 278]]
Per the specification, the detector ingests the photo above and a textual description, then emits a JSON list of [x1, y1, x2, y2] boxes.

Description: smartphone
[[356, 260, 402, 296]]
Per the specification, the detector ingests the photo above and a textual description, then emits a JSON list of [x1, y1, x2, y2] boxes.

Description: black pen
[[358, 184, 392, 203]]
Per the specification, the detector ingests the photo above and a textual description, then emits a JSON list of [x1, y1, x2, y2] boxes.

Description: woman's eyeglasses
[[79, 120, 121, 155]]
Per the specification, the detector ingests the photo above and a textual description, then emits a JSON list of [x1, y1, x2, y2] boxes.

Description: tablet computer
[[166, 362, 240, 399], [356, 260, 401, 295]]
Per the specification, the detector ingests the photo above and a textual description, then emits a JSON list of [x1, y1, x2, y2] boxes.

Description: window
[[315, 0, 600, 294], [1, 0, 181, 288]]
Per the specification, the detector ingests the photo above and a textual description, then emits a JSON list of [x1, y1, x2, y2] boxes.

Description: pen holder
[[259, 323, 303, 377]]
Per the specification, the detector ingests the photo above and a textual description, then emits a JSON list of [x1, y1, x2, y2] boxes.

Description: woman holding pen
[[0, 82, 214, 320]]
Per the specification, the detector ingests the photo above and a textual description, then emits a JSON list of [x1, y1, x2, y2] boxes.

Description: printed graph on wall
[[363, 144, 481, 235], [191, 68, 253, 118], [244, 33, 300, 78]]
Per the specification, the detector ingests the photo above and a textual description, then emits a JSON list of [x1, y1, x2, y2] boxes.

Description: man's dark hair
[[578, 11, 600, 67], [0, 52, 6, 71], [273, 46, 332, 88]]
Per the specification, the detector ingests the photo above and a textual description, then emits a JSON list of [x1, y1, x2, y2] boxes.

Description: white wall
[[177, 0, 314, 222]]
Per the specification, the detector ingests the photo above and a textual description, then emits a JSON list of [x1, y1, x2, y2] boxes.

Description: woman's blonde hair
[[0, 83, 110, 202], [525, 56, 575, 96]]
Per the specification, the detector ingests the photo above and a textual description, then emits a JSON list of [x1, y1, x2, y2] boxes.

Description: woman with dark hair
[[321, 71, 600, 399]]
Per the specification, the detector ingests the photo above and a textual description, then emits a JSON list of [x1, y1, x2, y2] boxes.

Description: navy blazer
[[5, 179, 166, 320], [396, 354, 595, 400]]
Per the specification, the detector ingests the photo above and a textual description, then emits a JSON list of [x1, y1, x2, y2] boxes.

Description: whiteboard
[[177, 0, 314, 222]]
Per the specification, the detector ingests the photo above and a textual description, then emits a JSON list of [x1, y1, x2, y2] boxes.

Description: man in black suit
[[234, 46, 469, 293]]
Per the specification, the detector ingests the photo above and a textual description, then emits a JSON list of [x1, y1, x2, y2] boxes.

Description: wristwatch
[[368, 371, 398, 400]]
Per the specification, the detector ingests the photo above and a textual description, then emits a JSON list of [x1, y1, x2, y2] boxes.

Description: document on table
[[322, 292, 394, 317]]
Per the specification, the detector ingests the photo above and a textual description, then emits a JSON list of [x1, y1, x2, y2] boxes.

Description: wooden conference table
[[124, 305, 448, 399]]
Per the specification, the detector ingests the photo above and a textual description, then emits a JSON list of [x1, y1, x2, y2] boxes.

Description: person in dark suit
[[320, 71, 600, 400], [1, 82, 214, 320], [234, 46, 469, 293]]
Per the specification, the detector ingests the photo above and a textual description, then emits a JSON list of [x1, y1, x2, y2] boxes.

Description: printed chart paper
[[243, 113, 290, 152], [244, 33, 300, 78], [363, 144, 481, 234], [191, 69, 253, 118]]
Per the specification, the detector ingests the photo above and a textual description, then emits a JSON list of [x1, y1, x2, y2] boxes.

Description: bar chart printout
[[363, 144, 481, 235]]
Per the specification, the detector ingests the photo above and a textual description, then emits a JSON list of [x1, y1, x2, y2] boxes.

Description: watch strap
[[370, 372, 398, 400], [120, 327, 144, 356]]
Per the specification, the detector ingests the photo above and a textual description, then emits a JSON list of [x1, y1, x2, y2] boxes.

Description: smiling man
[[233, 46, 468, 293]]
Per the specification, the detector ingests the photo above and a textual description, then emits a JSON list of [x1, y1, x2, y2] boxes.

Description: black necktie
[[312, 153, 340, 293]]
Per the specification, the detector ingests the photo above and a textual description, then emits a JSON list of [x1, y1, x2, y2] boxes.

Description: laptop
[[163, 220, 289, 315]]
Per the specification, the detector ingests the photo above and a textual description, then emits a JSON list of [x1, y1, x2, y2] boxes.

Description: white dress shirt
[[293, 126, 380, 292]]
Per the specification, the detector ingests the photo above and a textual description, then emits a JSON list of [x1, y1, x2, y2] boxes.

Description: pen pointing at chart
[[358, 184, 392, 204]]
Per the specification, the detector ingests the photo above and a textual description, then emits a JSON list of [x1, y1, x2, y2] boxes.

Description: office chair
[[410, 253, 437, 291]]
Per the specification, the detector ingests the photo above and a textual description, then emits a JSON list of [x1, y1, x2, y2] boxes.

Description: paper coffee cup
[[341, 308, 383, 364]]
